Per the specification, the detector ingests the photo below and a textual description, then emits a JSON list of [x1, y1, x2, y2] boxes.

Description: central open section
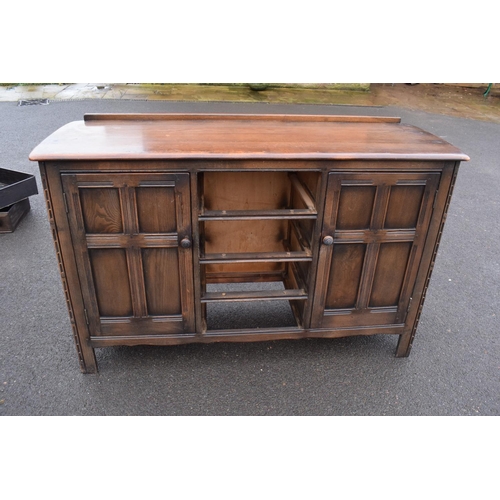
[[198, 170, 321, 331]]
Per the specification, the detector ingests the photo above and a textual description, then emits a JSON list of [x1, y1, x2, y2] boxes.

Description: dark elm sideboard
[[30, 113, 469, 373]]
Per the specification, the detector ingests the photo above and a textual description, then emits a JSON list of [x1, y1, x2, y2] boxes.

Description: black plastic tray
[[0, 168, 38, 210]]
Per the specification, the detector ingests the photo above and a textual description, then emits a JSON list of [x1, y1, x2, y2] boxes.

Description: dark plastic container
[[0, 167, 38, 210]]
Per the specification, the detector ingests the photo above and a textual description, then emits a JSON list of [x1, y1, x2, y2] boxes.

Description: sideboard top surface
[[29, 113, 469, 162]]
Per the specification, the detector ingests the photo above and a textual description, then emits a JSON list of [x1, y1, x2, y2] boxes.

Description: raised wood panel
[[136, 186, 176, 233], [80, 188, 123, 233], [336, 185, 376, 230], [325, 243, 366, 309], [142, 248, 181, 315], [369, 242, 412, 308], [384, 185, 425, 229], [89, 249, 133, 317]]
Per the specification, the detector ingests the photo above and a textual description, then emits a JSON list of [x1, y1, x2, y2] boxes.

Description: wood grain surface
[[30, 113, 469, 161]]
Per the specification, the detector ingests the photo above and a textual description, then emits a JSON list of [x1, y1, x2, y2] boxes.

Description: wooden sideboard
[[30, 113, 469, 373]]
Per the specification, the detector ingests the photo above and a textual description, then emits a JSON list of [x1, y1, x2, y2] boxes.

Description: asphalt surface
[[1, 99, 499, 415]]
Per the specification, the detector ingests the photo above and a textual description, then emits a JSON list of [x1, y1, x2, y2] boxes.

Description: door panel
[[369, 242, 412, 308], [384, 185, 425, 229], [142, 248, 182, 315], [325, 243, 366, 310], [336, 185, 376, 230], [312, 171, 440, 329], [62, 172, 194, 336], [89, 248, 133, 317], [136, 186, 177, 233], [80, 187, 123, 233]]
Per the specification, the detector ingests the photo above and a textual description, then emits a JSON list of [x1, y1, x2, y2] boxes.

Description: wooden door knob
[[180, 237, 192, 248], [322, 236, 334, 246]]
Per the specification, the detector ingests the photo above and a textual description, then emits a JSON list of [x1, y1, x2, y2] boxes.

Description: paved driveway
[[0, 98, 499, 415]]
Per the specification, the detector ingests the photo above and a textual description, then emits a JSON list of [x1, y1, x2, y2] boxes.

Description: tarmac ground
[[0, 84, 499, 416], [2, 82, 500, 122]]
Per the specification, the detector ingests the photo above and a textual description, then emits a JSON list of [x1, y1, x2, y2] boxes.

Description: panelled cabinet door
[[61, 172, 195, 337], [311, 171, 440, 329]]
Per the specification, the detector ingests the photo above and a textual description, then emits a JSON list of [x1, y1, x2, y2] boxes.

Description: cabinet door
[[62, 172, 195, 337], [311, 171, 439, 329]]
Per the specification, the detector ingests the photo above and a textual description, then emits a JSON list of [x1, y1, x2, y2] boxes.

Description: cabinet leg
[[395, 332, 413, 357], [79, 352, 98, 374], [76, 342, 98, 374]]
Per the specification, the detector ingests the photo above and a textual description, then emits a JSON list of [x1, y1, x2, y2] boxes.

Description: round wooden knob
[[180, 237, 192, 249], [322, 235, 334, 246]]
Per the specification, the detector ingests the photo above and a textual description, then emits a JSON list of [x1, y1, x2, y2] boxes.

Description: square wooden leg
[[396, 331, 413, 357]]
